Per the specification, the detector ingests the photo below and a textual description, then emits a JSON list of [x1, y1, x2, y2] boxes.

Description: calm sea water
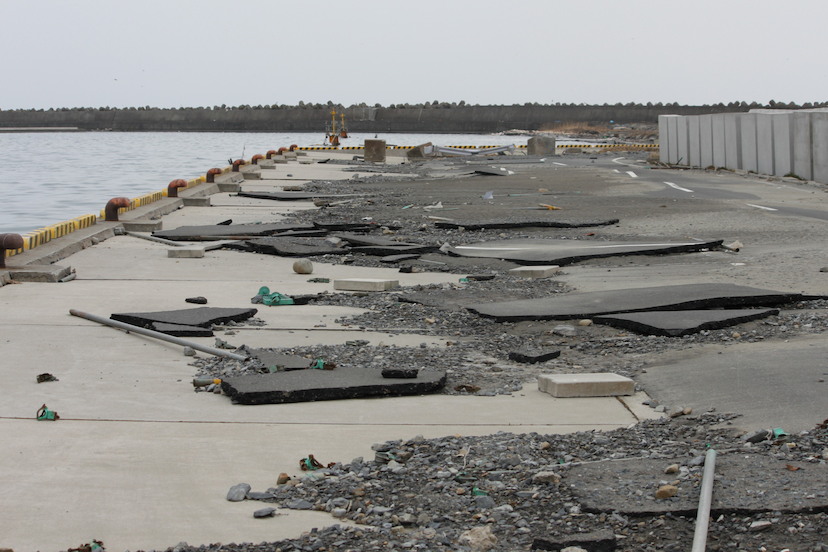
[[0, 131, 536, 234]]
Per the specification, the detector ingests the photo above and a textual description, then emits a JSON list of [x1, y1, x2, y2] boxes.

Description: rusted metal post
[[104, 197, 130, 222], [0, 233, 24, 268], [167, 179, 187, 198]]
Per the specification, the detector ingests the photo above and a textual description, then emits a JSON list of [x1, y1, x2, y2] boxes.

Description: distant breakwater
[[0, 104, 756, 133]]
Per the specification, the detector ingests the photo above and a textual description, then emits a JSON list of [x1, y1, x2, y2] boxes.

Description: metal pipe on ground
[[691, 448, 718, 552], [69, 309, 249, 361]]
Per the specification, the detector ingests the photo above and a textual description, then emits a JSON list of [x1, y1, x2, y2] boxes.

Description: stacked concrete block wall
[[658, 109, 828, 184]]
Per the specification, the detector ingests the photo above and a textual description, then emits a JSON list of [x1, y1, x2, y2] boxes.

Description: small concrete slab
[[153, 223, 315, 241], [508, 265, 560, 278], [167, 247, 205, 258], [435, 219, 619, 230], [6, 264, 73, 283], [151, 322, 213, 337], [567, 455, 828, 515], [445, 238, 723, 265], [182, 197, 211, 207], [110, 307, 258, 328], [122, 219, 163, 232], [538, 373, 634, 397], [592, 308, 780, 337], [333, 278, 398, 292], [467, 284, 808, 322], [221, 366, 446, 405]]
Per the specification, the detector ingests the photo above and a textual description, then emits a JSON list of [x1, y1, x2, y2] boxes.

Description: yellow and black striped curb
[[7, 175, 207, 257]]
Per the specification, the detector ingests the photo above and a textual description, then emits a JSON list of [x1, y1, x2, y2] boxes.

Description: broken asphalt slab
[[248, 350, 315, 372], [567, 454, 828, 516], [443, 238, 724, 266], [151, 322, 214, 337], [153, 223, 315, 241], [236, 191, 361, 201], [229, 237, 344, 257], [434, 218, 620, 231], [466, 283, 812, 322], [221, 366, 447, 405], [110, 307, 258, 328], [592, 308, 780, 337]]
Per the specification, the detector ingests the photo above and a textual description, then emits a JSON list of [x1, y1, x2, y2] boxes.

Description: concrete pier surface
[[2, 149, 827, 551]]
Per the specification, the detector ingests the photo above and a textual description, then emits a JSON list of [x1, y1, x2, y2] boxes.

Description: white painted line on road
[[626, 171, 638, 178], [613, 169, 620, 173], [552, 162, 567, 166], [612, 157, 626, 164], [746, 203, 778, 211], [664, 181, 694, 193]]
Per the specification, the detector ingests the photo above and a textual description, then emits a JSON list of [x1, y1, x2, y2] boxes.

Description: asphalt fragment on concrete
[[221, 365, 447, 405], [466, 283, 809, 322], [591, 307, 781, 336]]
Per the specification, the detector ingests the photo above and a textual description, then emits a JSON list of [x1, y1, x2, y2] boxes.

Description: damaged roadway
[[0, 147, 827, 551]]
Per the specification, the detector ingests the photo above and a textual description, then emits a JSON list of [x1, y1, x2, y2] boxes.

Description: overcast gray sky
[[1, 0, 824, 110]]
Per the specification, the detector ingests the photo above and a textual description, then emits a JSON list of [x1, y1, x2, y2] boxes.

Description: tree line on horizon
[[3, 99, 827, 112]]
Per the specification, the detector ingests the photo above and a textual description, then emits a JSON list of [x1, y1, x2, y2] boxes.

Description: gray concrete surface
[[0, 153, 657, 552]]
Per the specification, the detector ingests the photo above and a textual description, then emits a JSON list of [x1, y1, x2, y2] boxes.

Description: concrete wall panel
[[676, 117, 690, 165], [772, 114, 793, 177], [791, 112, 813, 180], [740, 114, 758, 173], [688, 116, 701, 167], [812, 113, 828, 184], [712, 115, 726, 168], [724, 113, 742, 170], [756, 114, 775, 175], [699, 115, 714, 168]]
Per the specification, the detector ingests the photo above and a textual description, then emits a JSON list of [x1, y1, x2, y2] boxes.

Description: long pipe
[[69, 309, 248, 361], [691, 448, 718, 552]]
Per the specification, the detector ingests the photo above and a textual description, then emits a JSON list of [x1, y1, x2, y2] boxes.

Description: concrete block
[[658, 115, 671, 164], [740, 113, 758, 172], [182, 197, 211, 207], [333, 278, 398, 292], [122, 219, 162, 232], [538, 373, 634, 398], [508, 265, 560, 278], [282, 151, 298, 159], [364, 139, 387, 163], [298, 157, 314, 164], [168, 247, 205, 258], [527, 135, 556, 156], [272, 157, 289, 164], [687, 116, 701, 167], [792, 112, 813, 180], [712, 114, 726, 168], [699, 114, 714, 168], [756, 114, 775, 175], [676, 116, 689, 165], [407, 142, 433, 160], [724, 113, 742, 170], [240, 168, 261, 180]]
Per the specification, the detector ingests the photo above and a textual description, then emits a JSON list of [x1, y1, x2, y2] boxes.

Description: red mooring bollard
[[266, 150, 278, 159], [251, 154, 264, 165], [231, 160, 245, 172], [0, 233, 24, 268], [104, 197, 130, 222], [167, 179, 188, 198], [206, 168, 222, 183]]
